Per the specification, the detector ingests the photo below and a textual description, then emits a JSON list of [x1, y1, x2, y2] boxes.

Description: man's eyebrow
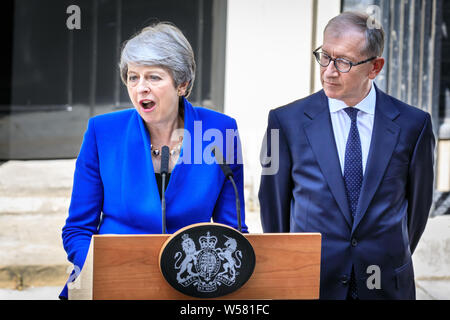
[[322, 49, 356, 61]]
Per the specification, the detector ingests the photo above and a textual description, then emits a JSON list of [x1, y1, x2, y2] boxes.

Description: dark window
[[342, 0, 442, 137], [0, 0, 226, 159], [439, 0, 450, 137]]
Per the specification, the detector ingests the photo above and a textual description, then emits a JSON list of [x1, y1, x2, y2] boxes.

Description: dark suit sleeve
[[406, 113, 435, 254], [258, 110, 292, 232]]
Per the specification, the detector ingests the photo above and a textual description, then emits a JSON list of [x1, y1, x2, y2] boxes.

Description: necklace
[[151, 137, 183, 157]]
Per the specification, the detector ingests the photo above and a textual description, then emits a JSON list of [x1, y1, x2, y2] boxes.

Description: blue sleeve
[[62, 117, 103, 271], [212, 119, 248, 233], [258, 110, 292, 233], [406, 113, 435, 254]]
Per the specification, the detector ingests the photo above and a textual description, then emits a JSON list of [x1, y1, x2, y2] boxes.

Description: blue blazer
[[259, 85, 435, 299], [60, 98, 247, 298]]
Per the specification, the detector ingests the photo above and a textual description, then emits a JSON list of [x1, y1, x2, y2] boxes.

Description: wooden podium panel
[[69, 233, 321, 300]]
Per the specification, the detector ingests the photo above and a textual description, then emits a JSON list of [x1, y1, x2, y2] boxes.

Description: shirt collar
[[328, 81, 376, 115]]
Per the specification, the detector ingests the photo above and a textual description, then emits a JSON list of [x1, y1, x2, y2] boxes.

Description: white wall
[[313, 0, 343, 92], [224, 0, 340, 210]]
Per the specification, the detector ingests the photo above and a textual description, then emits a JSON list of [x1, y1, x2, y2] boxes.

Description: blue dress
[[60, 98, 247, 298]]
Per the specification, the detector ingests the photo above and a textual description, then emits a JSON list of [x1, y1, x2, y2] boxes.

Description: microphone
[[160, 146, 170, 234], [212, 147, 242, 232]]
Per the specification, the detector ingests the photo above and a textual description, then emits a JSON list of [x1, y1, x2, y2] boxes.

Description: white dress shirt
[[328, 82, 376, 175]]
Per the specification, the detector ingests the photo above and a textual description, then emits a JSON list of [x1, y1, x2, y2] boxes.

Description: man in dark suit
[[258, 11, 435, 299]]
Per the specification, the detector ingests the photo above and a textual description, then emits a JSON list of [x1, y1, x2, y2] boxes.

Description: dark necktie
[[343, 107, 362, 300], [343, 107, 363, 219]]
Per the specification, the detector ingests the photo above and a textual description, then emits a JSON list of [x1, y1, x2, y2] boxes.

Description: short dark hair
[[324, 11, 385, 58]]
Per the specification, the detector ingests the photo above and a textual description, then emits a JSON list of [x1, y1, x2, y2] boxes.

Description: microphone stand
[[161, 146, 170, 234], [161, 175, 167, 234], [228, 175, 241, 233], [213, 147, 242, 232]]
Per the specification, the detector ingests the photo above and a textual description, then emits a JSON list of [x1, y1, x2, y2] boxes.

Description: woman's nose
[[137, 79, 151, 94]]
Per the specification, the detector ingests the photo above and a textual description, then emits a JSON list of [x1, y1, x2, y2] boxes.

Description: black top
[[155, 172, 171, 199]]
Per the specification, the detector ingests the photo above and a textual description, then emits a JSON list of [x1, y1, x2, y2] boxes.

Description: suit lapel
[[303, 91, 353, 228], [164, 98, 195, 199], [120, 99, 196, 231], [121, 111, 162, 228], [352, 86, 401, 232]]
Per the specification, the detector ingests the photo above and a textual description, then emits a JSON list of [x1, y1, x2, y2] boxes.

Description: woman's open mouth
[[139, 99, 156, 112]]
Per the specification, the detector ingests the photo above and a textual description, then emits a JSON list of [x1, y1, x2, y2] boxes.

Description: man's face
[[320, 28, 378, 106]]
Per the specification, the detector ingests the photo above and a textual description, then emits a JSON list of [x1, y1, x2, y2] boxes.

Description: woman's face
[[126, 63, 187, 126]]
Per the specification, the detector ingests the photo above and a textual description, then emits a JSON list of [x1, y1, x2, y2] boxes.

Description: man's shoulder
[[377, 88, 430, 124], [271, 90, 326, 119]]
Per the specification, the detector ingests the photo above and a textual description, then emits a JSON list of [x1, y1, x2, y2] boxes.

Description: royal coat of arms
[[174, 231, 243, 293], [159, 223, 255, 298]]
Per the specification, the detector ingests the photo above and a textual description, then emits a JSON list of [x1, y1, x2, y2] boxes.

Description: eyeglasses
[[312, 46, 377, 73]]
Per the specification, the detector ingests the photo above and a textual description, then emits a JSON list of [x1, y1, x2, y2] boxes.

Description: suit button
[[341, 275, 349, 285], [351, 238, 358, 247]]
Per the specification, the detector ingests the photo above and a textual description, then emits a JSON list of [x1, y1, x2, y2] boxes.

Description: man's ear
[[368, 57, 385, 80]]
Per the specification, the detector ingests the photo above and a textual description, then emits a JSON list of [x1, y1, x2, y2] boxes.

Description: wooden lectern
[[68, 233, 321, 300]]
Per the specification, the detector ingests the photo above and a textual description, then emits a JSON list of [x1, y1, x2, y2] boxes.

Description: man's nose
[[325, 60, 339, 76]]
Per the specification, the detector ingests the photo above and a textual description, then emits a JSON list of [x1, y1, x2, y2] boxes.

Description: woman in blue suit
[[60, 22, 247, 299]]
